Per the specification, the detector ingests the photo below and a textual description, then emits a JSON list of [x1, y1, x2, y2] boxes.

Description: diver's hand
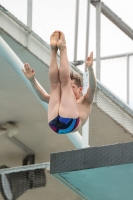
[[86, 52, 93, 68], [22, 63, 35, 81]]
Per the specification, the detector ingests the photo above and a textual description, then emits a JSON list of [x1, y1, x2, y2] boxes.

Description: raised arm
[[84, 52, 96, 104], [22, 63, 50, 103]]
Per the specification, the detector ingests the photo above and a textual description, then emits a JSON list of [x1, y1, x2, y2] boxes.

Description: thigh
[[59, 81, 79, 118], [48, 83, 61, 122]]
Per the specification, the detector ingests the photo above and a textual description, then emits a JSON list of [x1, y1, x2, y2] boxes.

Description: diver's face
[[71, 80, 82, 99]]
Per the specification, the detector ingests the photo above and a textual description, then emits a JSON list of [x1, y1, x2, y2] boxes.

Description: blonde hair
[[70, 71, 83, 87]]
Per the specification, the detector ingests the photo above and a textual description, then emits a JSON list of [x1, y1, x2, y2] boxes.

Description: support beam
[[126, 55, 129, 105], [0, 36, 83, 149], [6, 136, 35, 155], [73, 52, 133, 63], [1, 122, 35, 154], [82, 0, 91, 148], [0, 163, 50, 174], [96, 0, 101, 80], [92, 2, 133, 40], [73, 0, 79, 62], [27, 0, 33, 29], [85, 0, 91, 71], [94, 52, 133, 61], [82, 72, 89, 148]]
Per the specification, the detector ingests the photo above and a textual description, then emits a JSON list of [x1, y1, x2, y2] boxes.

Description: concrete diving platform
[[50, 142, 133, 200]]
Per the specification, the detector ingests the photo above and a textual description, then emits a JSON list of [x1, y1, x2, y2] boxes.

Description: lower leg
[[49, 31, 60, 84], [57, 32, 70, 84], [49, 49, 59, 84]]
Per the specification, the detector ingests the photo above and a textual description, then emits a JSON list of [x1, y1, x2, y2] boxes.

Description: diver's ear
[[80, 87, 83, 96], [79, 87, 83, 94]]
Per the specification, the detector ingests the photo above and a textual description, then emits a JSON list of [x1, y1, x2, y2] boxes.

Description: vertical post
[[27, 0, 33, 29], [96, 0, 101, 80], [127, 54, 129, 104], [85, 0, 91, 71], [74, 0, 79, 62], [82, 0, 91, 148]]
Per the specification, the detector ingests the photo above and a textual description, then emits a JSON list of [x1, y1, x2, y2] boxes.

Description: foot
[[50, 31, 59, 50], [57, 31, 66, 50]]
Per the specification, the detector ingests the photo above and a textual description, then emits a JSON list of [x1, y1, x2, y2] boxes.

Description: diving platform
[[50, 141, 133, 200]]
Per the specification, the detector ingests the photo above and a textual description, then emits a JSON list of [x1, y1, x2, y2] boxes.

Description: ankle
[[59, 47, 67, 55], [51, 48, 58, 55], [51, 46, 58, 51], [59, 45, 67, 52]]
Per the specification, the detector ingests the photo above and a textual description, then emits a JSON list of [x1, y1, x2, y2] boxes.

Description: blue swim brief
[[49, 115, 80, 134]]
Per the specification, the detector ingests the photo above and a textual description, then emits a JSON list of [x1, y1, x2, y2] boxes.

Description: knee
[[51, 82, 60, 89], [60, 78, 70, 87], [59, 67, 70, 78], [59, 68, 70, 86]]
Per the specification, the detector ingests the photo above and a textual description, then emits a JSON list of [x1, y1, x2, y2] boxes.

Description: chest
[[77, 98, 91, 113]]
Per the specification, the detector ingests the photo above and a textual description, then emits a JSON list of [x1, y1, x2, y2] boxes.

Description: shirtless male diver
[[22, 30, 96, 134]]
